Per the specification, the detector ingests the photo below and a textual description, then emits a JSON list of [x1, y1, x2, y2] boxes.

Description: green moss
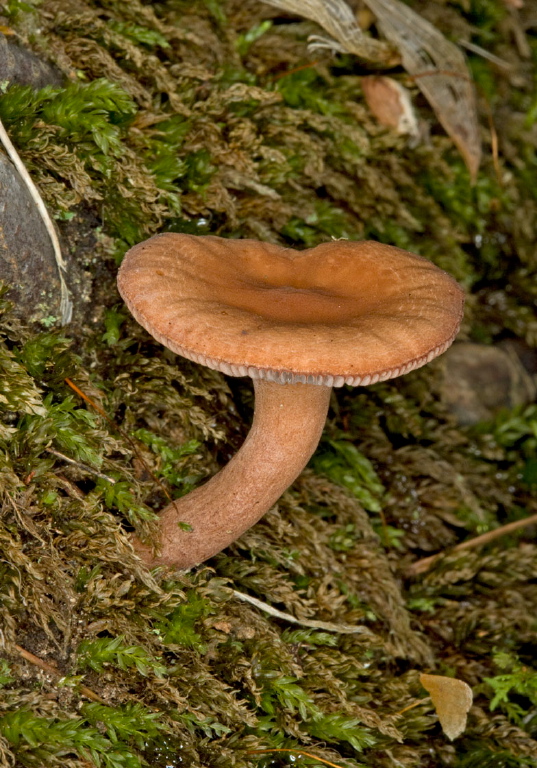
[[155, 590, 214, 651], [276, 67, 345, 116], [77, 636, 168, 677], [466, 0, 506, 42], [455, 745, 537, 768], [1, 0, 537, 766], [106, 19, 171, 50], [310, 439, 385, 513], [235, 20, 273, 59], [484, 651, 537, 725], [472, 404, 537, 491], [280, 200, 356, 245]]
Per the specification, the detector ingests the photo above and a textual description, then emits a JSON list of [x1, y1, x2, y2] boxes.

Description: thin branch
[[458, 39, 513, 70], [0, 117, 72, 324], [14, 644, 106, 704], [232, 590, 375, 636], [46, 447, 117, 484], [53, 474, 87, 500], [5, 491, 44, 539], [406, 511, 537, 577], [247, 748, 348, 768], [393, 697, 429, 716]]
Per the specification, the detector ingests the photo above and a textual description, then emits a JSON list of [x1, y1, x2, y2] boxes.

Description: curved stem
[[132, 380, 331, 568]]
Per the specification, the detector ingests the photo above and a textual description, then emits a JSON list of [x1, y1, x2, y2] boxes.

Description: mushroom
[[118, 233, 464, 569]]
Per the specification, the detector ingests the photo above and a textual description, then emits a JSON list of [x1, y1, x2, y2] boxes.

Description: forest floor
[[1, 0, 537, 766]]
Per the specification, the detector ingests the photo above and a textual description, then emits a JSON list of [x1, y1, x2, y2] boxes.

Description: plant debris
[[0, 0, 536, 766], [258, 0, 481, 178], [420, 673, 473, 741]]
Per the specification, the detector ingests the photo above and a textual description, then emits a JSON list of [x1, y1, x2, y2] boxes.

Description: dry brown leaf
[[259, 0, 481, 179], [420, 673, 473, 740], [259, 0, 395, 64], [361, 75, 419, 137], [364, 0, 481, 180]]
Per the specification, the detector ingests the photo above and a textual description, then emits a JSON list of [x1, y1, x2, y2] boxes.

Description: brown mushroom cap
[[118, 233, 464, 386]]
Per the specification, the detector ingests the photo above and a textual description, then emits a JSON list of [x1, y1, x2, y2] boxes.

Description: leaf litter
[[259, 0, 481, 178]]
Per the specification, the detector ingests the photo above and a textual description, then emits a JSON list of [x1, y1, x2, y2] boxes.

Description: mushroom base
[[131, 380, 331, 568]]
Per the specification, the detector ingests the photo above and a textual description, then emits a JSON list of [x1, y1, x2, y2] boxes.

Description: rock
[[0, 151, 69, 325], [0, 33, 63, 89], [0, 33, 71, 324], [441, 341, 537, 425]]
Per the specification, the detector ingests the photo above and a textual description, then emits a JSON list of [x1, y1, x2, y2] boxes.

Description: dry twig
[[232, 589, 375, 635], [14, 644, 106, 704], [406, 511, 537, 576]]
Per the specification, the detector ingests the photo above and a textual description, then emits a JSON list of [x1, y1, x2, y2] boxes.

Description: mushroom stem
[[132, 380, 331, 568]]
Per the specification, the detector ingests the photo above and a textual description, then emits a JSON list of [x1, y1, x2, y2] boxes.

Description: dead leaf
[[361, 76, 419, 138], [420, 673, 473, 740], [259, 0, 481, 179], [259, 0, 396, 64], [363, 0, 481, 180]]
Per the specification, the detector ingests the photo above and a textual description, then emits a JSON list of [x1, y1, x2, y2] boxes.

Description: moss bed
[[1, 0, 537, 766]]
